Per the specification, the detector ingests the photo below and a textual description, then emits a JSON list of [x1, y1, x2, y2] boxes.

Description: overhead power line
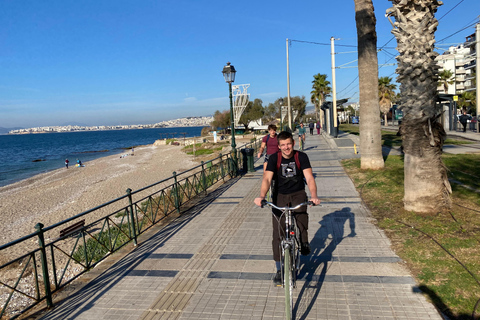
[[437, 0, 465, 21], [437, 22, 477, 42], [437, 21, 478, 43]]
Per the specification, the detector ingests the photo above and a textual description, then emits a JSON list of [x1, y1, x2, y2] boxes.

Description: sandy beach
[[0, 142, 200, 252]]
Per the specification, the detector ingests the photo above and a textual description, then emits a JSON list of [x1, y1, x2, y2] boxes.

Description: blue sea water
[[0, 127, 204, 187]]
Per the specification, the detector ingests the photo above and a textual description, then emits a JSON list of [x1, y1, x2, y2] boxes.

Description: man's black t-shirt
[[266, 151, 311, 194]]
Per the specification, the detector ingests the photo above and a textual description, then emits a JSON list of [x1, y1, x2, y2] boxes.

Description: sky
[[0, 0, 479, 128]]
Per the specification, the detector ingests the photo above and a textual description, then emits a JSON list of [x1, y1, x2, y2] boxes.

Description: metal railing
[[0, 137, 261, 319]]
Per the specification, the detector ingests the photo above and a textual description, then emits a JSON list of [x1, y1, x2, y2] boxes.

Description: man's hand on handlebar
[[254, 197, 265, 207], [309, 197, 321, 206]]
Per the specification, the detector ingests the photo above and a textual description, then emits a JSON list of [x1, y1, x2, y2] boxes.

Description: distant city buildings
[[435, 32, 477, 95], [8, 116, 214, 134]]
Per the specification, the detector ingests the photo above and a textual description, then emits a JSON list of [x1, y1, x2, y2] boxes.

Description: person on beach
[[257, 124, 279, 171], [65, 159, 69, 169], [131, 147, 134, 155], [254, 131, 321, 285]]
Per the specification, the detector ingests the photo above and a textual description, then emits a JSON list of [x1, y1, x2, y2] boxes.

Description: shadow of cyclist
[[294, 207, 356, 320]]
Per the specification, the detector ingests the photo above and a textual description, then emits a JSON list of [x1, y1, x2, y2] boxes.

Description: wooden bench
[[59, 220, 85, 238]]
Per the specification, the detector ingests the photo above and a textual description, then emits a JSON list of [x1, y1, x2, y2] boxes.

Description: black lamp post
[[222, 62, 237, 168]]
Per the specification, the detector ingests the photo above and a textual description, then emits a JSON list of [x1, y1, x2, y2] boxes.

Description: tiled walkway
[[37, 133, 442, 320]]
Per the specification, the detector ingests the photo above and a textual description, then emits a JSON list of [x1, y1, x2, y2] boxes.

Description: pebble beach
[[0, 142, 198, 257]]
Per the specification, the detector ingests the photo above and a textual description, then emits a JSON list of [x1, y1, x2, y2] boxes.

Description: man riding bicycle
[[254, 131, 321, 285], [257, 124, 278, 171], [298, 123, 306, 151]]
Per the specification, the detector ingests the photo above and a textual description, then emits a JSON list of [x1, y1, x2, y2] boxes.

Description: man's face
[[278, 138, 294, 158], [268, 128, 276, 136]]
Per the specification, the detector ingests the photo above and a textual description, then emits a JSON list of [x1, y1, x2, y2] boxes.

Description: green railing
[[0, 138, 261, 319]]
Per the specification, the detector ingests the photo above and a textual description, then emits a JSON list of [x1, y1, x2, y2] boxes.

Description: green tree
[[263, 101, 280, 122], [290, 96, 307, 123], [458, 91, 476, 114], [438, 69, 454, 93], [388, 0, 451, 213], [311, 74, 331, 124], [211, 110, 230, 133], [354, 0, 384, 170], [378, 76, 397, 126], [239, 98, 264, 130], [263, 96, 306, 128]]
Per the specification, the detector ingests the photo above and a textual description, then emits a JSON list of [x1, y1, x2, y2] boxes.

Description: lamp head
[[222, 62, 236, 83]]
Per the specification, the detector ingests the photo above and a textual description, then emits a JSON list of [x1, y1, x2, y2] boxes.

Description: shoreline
[[0, 141, 198, 252], [0, 126, 206, 188], [0, 145, 144, 189]]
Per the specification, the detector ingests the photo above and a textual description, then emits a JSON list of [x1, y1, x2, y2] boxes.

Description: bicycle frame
[[261, 200, 312, 320]]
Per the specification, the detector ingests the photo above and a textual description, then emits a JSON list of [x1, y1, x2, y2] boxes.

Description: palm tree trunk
[[354, 0, 384, 170], [388, 0, 451, 212]]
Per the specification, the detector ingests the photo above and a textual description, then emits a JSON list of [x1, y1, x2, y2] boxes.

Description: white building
[[435, 33, 477, 95]]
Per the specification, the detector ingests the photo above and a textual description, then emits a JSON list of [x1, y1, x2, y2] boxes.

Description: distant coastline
[[7, 116, 213, 135]]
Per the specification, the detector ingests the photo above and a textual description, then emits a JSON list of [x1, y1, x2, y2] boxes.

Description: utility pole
[[286, 38, 292, 131], [331, 37, 338, 138], [476, 23, 480, 133]]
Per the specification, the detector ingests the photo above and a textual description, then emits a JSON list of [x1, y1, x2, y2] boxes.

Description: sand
[[0, 142, 199, 252]]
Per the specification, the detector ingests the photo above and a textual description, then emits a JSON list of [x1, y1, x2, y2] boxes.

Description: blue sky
[[0, 0, 478, 128]]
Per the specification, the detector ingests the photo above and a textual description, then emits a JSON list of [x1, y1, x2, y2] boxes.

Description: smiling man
[[254, 131, 321, 285]]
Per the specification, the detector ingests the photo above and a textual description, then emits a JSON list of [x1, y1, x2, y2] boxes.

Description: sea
[[0, 126, 204, 188]]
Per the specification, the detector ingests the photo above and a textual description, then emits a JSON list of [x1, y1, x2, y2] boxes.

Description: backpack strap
[[276, 150, 301, 171], [276, 150, 282, 171]]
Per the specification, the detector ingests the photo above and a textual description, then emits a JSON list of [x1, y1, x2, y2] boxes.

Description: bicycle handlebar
[[260, 200, 314, 210]]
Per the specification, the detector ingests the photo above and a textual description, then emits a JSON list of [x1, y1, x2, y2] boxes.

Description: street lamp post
[[279, 98, 284, 131], [222, 62, 237, 170]]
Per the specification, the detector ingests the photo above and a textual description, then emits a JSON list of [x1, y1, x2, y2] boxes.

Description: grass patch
[[73, 224, 131, 263], [342, 155, 480, 319], [340, 124, 474, 147], [444, 139, 475, 145], [186, 149, 214, 156]]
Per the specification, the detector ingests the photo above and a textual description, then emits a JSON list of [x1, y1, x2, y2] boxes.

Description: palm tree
[[378, 76, 397, 126], [354, 0, 384, 170], [388, 0, 451, 213], [458, 90, 476, 113], [438, 69, 454, 93], [311, 73, 331, 126]]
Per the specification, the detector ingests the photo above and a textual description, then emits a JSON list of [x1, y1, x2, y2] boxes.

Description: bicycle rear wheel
[[284, 246, 294, 320]]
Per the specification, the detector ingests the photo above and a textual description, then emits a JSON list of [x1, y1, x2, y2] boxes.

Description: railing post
[[35, 223, 53, 308], [173, 171, 181, 213], [233, 149, 239, 177], [201, 161, 207, 193], [126, 188, 137, 246], [219, 153, 225, 181]]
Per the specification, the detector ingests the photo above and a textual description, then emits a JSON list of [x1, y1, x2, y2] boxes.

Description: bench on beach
[[59, 220, 86, 238]]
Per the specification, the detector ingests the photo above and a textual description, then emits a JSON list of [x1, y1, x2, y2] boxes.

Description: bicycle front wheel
[[284, 246, 294, 320]]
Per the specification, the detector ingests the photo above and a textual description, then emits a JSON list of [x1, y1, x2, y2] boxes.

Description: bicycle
[[261, 199, 314, 320]]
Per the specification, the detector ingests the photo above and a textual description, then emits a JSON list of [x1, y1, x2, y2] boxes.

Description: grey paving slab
[[37, 133, 442, 320]]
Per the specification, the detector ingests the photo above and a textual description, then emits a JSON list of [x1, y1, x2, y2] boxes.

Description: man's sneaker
[[301, 242, 311, 256], [273, 270, 282, 286]]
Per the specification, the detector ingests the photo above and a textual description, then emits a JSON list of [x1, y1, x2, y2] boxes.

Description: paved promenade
[[35, 132, 442, 320]]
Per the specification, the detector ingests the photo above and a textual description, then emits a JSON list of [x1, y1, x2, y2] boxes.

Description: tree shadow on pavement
[[294, 207, 357, 320]]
